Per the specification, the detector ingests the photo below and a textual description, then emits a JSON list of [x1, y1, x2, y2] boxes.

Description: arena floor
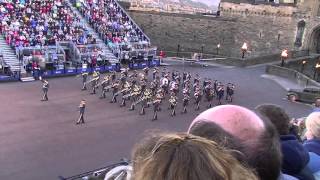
[[0, 62, 311, 180]]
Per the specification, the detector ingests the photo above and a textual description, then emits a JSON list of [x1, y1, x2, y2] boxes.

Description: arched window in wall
[[294, 20, 306, 47]]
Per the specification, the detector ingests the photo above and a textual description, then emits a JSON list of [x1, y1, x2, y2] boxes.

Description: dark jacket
[[304, 139, 320, 175], [280, 135, 313, 180], [304, 139, 320, 156]]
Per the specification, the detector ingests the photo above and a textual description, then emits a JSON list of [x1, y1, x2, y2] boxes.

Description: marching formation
[[78, 67, 236, 121]]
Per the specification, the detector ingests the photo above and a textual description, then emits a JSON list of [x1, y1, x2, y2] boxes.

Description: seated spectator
[[256, 104, 314, 180], [131, 132, 258, 180], [303, 112, 320, 177], [188, 105, 287, 180]]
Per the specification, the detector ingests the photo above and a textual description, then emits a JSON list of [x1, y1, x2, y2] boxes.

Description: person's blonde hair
[[132, 133, 258, 180], [306, 112, 320, 139]]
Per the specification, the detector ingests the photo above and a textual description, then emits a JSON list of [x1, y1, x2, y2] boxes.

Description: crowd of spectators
[[0, 0, 96, 50], [75, 0, 149, 55], [83, 104, 320, 180]]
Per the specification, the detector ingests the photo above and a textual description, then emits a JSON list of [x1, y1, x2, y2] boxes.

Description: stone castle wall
[[127, 1, 319, 58]]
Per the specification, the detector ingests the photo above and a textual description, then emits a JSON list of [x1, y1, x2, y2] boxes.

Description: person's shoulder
[[278, 173, 299, 180]]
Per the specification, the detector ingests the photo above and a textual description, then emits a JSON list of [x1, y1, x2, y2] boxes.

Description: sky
[[193, 0, 220, 6]]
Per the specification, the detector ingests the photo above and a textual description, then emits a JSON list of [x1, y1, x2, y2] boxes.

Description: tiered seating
[[0, 0, 96, 49], [74, 0, 154, 61]]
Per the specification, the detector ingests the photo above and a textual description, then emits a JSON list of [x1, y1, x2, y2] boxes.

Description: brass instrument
[[76, 72, 89, 78], [114, 86, 130, 96], [132, 89, 152, 106], [169, 96, 177, 105], [95, 76, 110, 88], [84, 76, 99, 85]]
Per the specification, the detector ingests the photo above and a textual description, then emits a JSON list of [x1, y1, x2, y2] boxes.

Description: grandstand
[[0, 0, 156, 81]]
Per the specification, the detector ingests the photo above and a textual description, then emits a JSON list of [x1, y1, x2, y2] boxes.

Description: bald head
[[188, 105, 265, 146], [188, 105, 281, 180]]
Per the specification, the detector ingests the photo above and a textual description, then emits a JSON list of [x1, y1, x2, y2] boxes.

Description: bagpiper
[[41, 78, 49, 101], [169, 92, 178, 116], [194, 87, 202, 111], [181, 89, 190, 114]]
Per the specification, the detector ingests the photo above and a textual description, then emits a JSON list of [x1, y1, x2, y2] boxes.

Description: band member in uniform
[[41, 78, 49, 101], [226, 83, 235, 102], [138, 88, 152, 115], [152, 68, 158, 80], [129, 84, 141, 111], [213, 80, 218, 95], [194, 87, 202, 111], [169, 92, 178, 116], [170, 81, 179, 95], [111, 71, 116, 82], [204, 81, 215, 108], [80, 72, 89, 90], [119, 81, 131, 107], [182, 72, 187, 82], [160, 75, 169, 94], [181, 89, 190, 114], [150, 81, 157, 96], [76, 99, 86, 125], [193, 81, 200, 92], [97, 75, 110, 98], [110, 80, 120, 103], [90, 71, 100, 94], [151, 94, 162, 121], [194, 73, 200, 84], [140, 78, 147, 93], [161, 67, 167, 77], [186, 72, 191, 81], [143, 67, 149, 77], [217, 84, 225, 105], [122, 68, 129, 77]]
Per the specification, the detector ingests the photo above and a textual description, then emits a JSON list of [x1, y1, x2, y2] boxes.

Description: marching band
[[76, 67, 236, 121]]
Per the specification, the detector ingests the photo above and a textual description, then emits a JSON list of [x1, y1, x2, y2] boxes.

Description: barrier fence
[[0, 60, 161, 82]]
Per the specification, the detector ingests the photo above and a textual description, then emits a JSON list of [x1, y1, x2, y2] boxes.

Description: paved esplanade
[[0, 62, 311, 180]]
